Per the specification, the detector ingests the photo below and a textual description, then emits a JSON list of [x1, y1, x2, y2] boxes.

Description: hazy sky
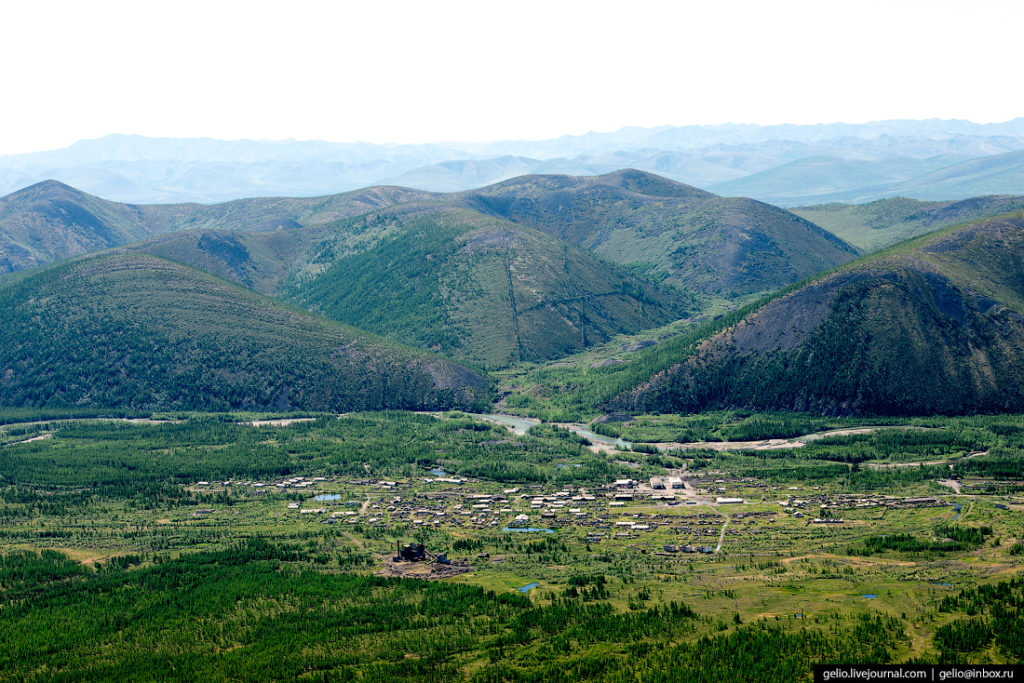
[[2, 0, 1021, 155]]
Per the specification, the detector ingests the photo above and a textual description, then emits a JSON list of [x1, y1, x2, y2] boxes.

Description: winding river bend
[[470, 414, 632, 449], [462, 414, 937, 455]]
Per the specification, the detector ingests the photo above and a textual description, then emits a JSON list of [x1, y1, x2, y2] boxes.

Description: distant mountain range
[[2, 119, 1023, 204]]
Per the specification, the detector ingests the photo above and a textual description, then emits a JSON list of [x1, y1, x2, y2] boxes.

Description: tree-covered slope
[[1, 172, 855, 370], [0, 253, 490, 411], [283, 206, 691, 368], [0, 180, 435, 275], [3, 172, 856, 300], [456, 169, 861, 297], [616, 213, 1024, 416], [128, 227, 324, 296], [793, 195, 1024, 252], [0, 180, 163, 273]]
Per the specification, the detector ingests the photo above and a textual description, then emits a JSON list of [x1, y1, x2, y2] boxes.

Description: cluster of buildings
[[663, 544, 714, 554], [194, 476, 329, 491]]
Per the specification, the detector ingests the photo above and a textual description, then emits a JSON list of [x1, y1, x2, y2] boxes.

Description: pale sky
[[2, 0, 1022, 155]]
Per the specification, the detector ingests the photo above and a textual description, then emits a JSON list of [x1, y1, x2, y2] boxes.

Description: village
[[188, 467, 958, 567]]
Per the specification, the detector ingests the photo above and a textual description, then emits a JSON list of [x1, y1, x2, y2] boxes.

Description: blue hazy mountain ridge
[[1, 119, 1023, 203]]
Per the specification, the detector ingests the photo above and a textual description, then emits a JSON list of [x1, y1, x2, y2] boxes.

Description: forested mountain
[[456, 170, 861, 297], [0, 180, 435, 274], [794, 195, 1024, 251], [0, 180, 166, 273], [0, 171, 866, 368], [2, 172, 858, 300], [282, 206, 689, 368], [615, 212, 1024, 416], [136, 205, 690, 368], [0, 253, 491, 411]]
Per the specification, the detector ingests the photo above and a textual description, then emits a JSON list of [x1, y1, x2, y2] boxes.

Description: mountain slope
[[0, 253, 490, 411], [0, 172, 866, 298], [281, 206, 691, 368], [707, 155, 955, 205], [456, 169, 861, 297], [0, 180, 162, 273], [890, 150, 1024, 200], [616, 213, 1024, 415], [0, 172, 856, 369], [0, 180, 436, 274], [793, 195, 1024, 251]]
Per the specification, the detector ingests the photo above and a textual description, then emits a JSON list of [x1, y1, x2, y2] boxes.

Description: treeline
[[0, 413, 624, 513], [601, 413, 1021, 452], [0, 408, 149, 426], [0, 549, 91, 595], [675, 418, 1020, 489], [935, 578, 1024, 661], [0, 543, 908, 681], [849, 526, 993, 556]]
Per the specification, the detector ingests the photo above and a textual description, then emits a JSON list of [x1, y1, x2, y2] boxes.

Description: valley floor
[[0, 409, 1022, 680]]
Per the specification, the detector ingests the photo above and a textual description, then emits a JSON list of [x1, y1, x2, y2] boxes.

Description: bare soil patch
[[376, 558, 475, 580]]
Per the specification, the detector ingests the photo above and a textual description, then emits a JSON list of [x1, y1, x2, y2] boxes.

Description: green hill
[[281, 206, 690, 368], [129, 209, 691, 369], [0, 180, 164, 273], [892, 150, 1024, 200], [0, 180, 434, 274], [456, 169, 861, 297], [0, 253, 491, 411], [614, 213, 1024, 416], [129, 227, 323, 296], [706, 155, 960, 205], [1, 172, 858, 369], [793, 195, 1024, 251], [4, 172, 857, 301]]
